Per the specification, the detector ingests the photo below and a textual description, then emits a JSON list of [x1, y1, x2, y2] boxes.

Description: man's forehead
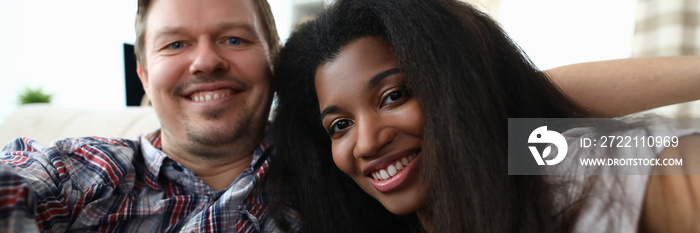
[[146, 0, 262, 34]]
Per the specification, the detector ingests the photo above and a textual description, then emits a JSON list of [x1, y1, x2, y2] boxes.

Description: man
[[0, 0, 300, 232]]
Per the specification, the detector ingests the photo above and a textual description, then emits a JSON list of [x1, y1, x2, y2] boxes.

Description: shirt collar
[[139, 130, 169, 190], [138, 129, 272, 191]]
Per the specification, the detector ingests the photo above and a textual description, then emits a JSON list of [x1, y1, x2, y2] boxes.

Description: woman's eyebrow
[[366, 68, 401, 91], [319, 68, 400, 121], [320, 105, 338, 121]]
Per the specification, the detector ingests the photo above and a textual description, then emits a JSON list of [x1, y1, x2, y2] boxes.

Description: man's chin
[[199, 108, 227, 121], [185, 114, 254, 146]]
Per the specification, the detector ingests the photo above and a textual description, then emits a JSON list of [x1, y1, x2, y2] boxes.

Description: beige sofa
[[1, 100, 699, 148], [0, 104, 160, 146]]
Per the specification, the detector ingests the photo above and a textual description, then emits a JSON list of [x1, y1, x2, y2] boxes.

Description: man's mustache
[[173, 74, 249, 95]]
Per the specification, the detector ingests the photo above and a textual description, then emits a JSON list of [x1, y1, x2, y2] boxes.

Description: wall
[[0, 0, 138, 122], [0, 0, 300, 123], [499, 0, 638, 70], [0, 0, 637, 122]]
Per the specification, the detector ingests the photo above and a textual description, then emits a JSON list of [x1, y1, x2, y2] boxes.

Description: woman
[[268, 0, 700, 232]]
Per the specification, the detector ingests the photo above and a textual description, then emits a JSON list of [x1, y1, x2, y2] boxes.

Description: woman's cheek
[[332, 141, 355, 175]]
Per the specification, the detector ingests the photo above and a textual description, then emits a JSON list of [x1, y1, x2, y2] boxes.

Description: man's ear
[[137, 62, 149, 93]]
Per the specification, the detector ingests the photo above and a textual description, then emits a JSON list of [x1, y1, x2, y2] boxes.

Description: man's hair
[[133, 0, 280, 69]]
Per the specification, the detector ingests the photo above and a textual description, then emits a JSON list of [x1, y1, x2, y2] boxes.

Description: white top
[[548, 126, 697, 232]]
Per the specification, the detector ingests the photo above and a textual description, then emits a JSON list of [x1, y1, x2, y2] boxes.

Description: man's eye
[[168, 41, 185, 50], [329, 120, 353, 136], [381, 89, 408, 106], [227, 37, 242, 45]]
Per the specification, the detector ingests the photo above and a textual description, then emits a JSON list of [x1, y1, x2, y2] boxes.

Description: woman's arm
[[546, 56, 700, 117]]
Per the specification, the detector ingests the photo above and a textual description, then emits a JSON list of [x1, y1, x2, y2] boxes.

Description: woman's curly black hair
[[267, 0, 594, 232]]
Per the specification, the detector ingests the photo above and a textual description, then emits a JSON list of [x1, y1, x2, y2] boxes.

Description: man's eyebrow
[[366, 68, 401, 91], [216, 22, 259, 39], [152, 26, 185, 42], [320, 105, 338, 121]]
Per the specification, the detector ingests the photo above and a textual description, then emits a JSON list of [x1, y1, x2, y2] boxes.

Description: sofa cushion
[[0, 104, 159, 146]]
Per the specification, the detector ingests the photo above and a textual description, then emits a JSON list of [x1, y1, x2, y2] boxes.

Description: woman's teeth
[[371, 153, 416, 181]]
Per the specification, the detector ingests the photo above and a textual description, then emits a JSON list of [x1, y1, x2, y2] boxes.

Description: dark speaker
[[124, 43, 144, 106]]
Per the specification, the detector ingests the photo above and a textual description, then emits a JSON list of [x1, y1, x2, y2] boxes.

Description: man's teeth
[[191, 92, 228, 102], [371, 153, 416, 181]]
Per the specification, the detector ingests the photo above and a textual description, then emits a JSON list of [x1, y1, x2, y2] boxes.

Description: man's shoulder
[[3, 136, 140, 156], [1, 136, 149, 192], [2, 136, 142, 174], [4, 135, 138, 146], [55, 136, 140, 151]]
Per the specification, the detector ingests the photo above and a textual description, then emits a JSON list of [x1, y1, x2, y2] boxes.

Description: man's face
[[138, 0, 272, 155]]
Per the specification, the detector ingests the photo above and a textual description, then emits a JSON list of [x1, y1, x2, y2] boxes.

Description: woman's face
[[315, 36, 426, 215]]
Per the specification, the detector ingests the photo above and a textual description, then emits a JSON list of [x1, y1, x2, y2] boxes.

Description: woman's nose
[[353, 115, 396, 158]]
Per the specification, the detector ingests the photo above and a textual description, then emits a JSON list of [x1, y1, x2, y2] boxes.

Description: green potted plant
[[18, 87, 53, 104]]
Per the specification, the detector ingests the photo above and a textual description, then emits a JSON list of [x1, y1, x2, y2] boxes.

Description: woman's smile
[[367, 150, 421, 192]]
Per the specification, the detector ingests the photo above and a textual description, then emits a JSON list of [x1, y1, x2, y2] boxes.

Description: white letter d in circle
[[528, 126, 567, 165]]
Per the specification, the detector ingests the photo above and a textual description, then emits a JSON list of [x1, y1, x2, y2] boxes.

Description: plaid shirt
[[0, 130, 302, 232]]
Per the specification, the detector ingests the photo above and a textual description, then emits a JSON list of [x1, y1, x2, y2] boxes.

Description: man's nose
[[189, 41, 229, 75], [353, 116, 396, 159]]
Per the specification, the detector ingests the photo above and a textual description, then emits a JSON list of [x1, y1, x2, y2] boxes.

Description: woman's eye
[[329, 119, 353, 136], [381, 89, 408, 106], [227, 37, 242, 45], [168, 41, 185, 50]]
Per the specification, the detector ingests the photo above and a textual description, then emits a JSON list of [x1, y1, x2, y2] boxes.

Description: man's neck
[[159, 133, 260, 191], [174, 153, 253, 191]]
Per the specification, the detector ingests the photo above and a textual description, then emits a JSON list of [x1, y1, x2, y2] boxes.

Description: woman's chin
[[377, 196, 424, 216]]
